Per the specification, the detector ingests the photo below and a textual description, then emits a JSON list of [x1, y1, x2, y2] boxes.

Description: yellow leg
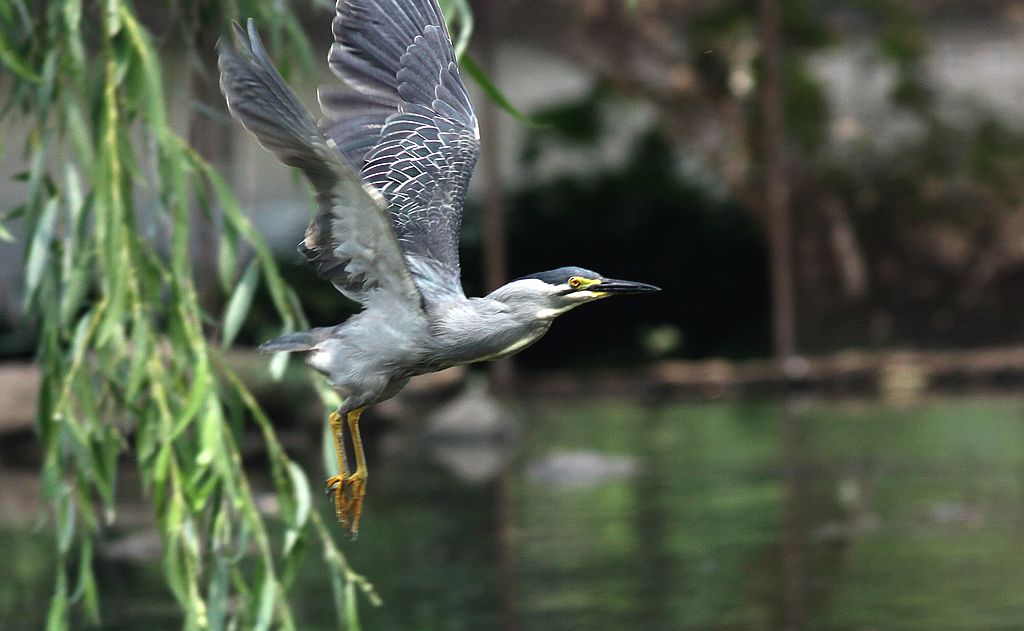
[[323, 408, 368, 536], [345, 408, 368, 535], [324, 411, 351, 526]]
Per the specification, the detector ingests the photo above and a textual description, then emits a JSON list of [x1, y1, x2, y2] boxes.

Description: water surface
[[3, 396, 1023, 629]]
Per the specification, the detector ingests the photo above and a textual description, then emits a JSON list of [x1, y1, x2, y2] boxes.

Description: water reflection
[[423, 384, 518, 484], [780, 401, 806, 631], [499, 396, 1023, 631], [3, 396, 1024, 629]]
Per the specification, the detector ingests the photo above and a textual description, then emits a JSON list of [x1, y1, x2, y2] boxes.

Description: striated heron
[[217, 0, 659, 536]]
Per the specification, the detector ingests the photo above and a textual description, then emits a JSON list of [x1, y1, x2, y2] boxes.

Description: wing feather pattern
[[319, 0, 480, 302], [218, 20, 422, 310]]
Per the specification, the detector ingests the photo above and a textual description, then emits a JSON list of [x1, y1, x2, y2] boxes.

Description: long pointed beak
[[592, 278, 661, 295]]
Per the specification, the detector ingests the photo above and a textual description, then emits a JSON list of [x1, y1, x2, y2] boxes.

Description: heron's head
[[489, 266, 660, 321]]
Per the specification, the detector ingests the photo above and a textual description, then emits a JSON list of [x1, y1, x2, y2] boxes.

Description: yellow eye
[[568, 277, 583, 289]]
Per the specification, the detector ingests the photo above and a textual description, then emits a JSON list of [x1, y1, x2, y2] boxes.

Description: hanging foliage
[[0, 0, 407, 627]]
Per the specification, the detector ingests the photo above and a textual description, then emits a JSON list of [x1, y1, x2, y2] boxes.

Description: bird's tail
[[259, 325, 340, 353], [259, 332, 315, 353], [259, 326, 335, 353]]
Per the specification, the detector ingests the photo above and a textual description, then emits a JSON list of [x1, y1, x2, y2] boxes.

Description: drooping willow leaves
[[0, 0, 391, 628], [1, 0, 495, 627]]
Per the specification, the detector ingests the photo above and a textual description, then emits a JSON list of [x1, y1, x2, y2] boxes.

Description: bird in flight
[[218, 0, 658, 536]]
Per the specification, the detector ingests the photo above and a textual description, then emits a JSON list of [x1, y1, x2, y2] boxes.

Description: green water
[[4, 397, 1024, 629]]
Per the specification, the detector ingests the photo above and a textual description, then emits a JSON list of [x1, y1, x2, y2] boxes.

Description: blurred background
[[2, 0, 1024, 629]]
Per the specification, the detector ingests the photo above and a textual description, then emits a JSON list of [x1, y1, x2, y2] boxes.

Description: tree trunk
[[477, 0, 515, 396], [757, 0, 798, 374]]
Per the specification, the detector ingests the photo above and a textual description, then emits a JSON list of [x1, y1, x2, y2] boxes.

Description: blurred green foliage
[[0, 0, 400, 628]]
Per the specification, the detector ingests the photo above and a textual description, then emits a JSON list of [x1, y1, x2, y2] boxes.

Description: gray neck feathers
[[426, 286, 557, 368]]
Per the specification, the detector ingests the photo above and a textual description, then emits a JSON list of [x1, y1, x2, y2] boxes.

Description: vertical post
[[757, 0, 798, 374], [477, 1, 514, 395]]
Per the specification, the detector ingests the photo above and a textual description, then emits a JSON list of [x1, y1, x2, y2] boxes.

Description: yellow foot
[[325, 471, 367, 537]]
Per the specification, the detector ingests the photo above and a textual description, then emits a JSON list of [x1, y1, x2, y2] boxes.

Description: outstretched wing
[[218, 20, 423, 310], [319, 0, 480, 303]]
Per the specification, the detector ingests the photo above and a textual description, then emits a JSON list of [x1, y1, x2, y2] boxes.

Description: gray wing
[[318, 0, 480, 303], [218, 20, 423, 310]]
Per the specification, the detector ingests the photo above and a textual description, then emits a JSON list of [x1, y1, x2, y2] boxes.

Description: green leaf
[[23, 196, 59, 309], [74, 540, 100, 625], [162, 536, 189, 606], [207, 559, 229, 631], [197, 398, 222, 468], [221, 260, 260, 349], [104, 0, 121, 36], [45, 571, 68, 631], [322, 422, 339, 479], [0, 29, 41, 83], [68, 311, 92, 365], [36, 51, 59, 117], [282, 462, 311, 556], [180, 515, 201, 560], [123, 318, 151, 400], [55, 486, 76, 555], [26, 147, 47, 207], [327, 561, 347, 628], [442, 0, 474, 58], [345, 578, 361, 631], [62, 0, 82, 34], [64, 101, 94, 165], [253, 576, 276, 631], [269, 351, 289, 381], [289, 461, 311, 528], [152, 444, 172, 505], [172, 360, 211, 439], [62, 165, 84, 253], [217, 230, 239, 291], [58, 263, 89, 327]]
